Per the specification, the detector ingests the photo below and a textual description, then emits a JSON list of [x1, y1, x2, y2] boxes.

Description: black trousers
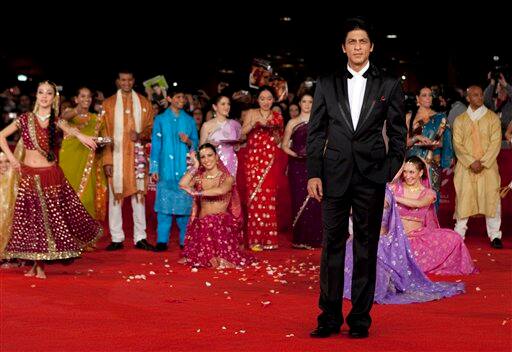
[[317, 166, 385, 330]]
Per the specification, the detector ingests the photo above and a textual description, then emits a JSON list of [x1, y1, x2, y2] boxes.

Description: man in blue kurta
[[149, 90, 199, 251]]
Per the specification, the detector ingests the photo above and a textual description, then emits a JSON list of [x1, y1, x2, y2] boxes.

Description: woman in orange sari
[[241, 87, 284, 251]]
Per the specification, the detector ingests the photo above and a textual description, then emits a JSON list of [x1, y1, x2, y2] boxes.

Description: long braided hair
[[34, 81, 60, 161]]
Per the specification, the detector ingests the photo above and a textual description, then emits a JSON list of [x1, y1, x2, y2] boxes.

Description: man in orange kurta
[[102, 70, 154, 251]]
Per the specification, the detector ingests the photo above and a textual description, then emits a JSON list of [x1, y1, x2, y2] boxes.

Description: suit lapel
[[355, 68, 381, 133], [334, 74, 355, 133]]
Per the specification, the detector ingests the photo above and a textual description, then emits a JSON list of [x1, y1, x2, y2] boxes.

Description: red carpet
[[1, 231, 511, 352]]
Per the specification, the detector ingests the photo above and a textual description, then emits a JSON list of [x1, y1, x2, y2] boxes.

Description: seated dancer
[[389, 156, 477, 275], [344, 185, 465, 304], [0, 81, 102, 279], [178, 143, 253, 268]]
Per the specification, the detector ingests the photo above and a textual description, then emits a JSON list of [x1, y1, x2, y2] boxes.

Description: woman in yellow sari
[[59, 87, 107, 220]]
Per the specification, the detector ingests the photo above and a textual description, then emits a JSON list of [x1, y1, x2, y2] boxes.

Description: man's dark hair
[[341, 17, 375, 44], [167, 88, 186, 98], [118, 68, 135, 77]]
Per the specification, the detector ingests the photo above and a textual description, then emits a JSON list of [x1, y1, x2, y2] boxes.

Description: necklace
[[405, 183, 422, 192], [205, 171, 222, 179], [35, 112, 51, 122], [258, 109, 271, 120], [297, 115, 309, 123]]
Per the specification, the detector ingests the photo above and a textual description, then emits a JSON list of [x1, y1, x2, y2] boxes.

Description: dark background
[[0, 4, 508, 96]]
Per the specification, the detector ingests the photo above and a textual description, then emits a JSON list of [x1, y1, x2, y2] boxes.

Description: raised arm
[[395, 190, 435, 209], [188, 175, 234, 197], [202, 175, 234, 196], [505, 121, 512, 143], [60, 107, 79, 121], [57, 119, 97, 150], [241, 110, 255, 137]]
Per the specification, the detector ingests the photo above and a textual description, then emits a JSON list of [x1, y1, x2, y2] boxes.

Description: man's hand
[[488, 71, 496, 86], [307, 178, 323, 202], [103, 165, 113, 178], [498, 73, 508, 88], [470, 160, 483, 174], [130, 130, 140, 142], [179, 132, 191, 145]]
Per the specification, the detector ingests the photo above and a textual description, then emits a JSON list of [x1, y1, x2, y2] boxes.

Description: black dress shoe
[[179, 244, 184, 250], [491, 238, 503, 249], [349, 327, 369, 339], [154, 243, 168, 252], [106, 242, 124, 251], [135, 239, 155, 251], [310, 325, 340, 338]]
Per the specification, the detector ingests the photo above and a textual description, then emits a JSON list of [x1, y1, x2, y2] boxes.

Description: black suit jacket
[[306, 64, 407, 197]]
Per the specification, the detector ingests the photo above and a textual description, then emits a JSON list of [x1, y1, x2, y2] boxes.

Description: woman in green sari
[[59, 87, 107, 220]]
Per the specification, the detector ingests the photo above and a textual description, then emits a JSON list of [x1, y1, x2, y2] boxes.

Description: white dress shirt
[[347, 61, 370, 129], [467, 105, 488, 121]]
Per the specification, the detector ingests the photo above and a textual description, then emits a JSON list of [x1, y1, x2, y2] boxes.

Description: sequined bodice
[[17, 113, 50, 152], [195, 174, 231, 204], [395, 183, 434, 222]]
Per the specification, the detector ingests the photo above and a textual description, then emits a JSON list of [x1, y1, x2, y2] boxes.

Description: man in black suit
[[307, 17, 407, 339]]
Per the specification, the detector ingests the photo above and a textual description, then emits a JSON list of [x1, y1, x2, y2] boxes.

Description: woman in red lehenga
[[179, 143, 253, 268], [0, 81, 102, 279], [241, 87, 284, 251]]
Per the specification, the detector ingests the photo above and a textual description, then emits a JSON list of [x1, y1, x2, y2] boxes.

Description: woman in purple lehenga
[[344, 186, 465, 304], [179, 143, 253, 268], [282, 93, 322, 248]]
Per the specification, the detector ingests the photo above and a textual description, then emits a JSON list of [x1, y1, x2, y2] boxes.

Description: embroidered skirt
[[3, 164, 103, 260], [183, 213, 253, 268]]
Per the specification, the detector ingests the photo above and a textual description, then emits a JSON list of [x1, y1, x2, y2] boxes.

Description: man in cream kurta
[[102, 71, 154, 251], [453, 85, 503, 248]]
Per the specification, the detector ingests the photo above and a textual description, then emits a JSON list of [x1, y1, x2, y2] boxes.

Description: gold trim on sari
[[248, 156, 274, 205], [292, 195, 311, 229], [28, 113, 49, 159]]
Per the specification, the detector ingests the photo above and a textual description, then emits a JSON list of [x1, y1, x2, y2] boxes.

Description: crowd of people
[[0, 18, 510, 341]]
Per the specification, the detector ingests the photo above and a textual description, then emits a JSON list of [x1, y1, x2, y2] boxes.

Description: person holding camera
[[484, 72, 512, 137]]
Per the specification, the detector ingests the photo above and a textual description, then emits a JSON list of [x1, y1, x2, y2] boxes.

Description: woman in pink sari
[[390, 156, 477, 275], [179, 143, 253, 268]]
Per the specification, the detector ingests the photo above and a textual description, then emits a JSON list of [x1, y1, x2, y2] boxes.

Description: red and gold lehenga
[[2, 113, 102, 261], [182, 161, 253, 268], [244, 111, 283, 250]]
